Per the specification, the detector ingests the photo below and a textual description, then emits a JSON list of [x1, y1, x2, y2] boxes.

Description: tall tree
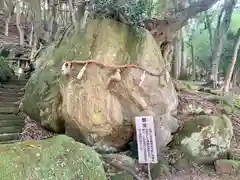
[[49, 0, 57, 41], [16, 0, 25, 45], [211, 0, 236, 88], [2, 0, 15, 36], [223, 28, 240, 93], [68, 0, 77, 29], [171, 32, 181, 79], [179, 27, 188, 79]]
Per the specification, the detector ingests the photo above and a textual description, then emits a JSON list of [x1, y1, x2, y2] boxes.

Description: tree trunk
[[4, 16, 10, 36], [206, 14, 215, 80], [68, 0, 77, 29], [223, 28, 240, 93], [3, 0, 14, 37], [76, 1, 85, 22], [171, 32, 181, 79], [211, 0, 236, 88], [25, 0, 44, 46], [232, 68, 239, 87], [211, 36, 223, 87], [16, 1, 24, 46], [43, 0, 47, 22], [190, 39, 195, 81], [49, 0, 57, 41], [205, 12, 214, 56], [30, 33, 38, 62], [29, 23, 34, 46], [179, 28, 188, 79]]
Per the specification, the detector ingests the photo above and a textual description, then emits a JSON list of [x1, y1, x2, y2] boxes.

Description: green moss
[[218, 94, 235, 106], [0, 135, 107, 180], [178, 81, 200, 91], [172, 115, 233, 164], [214, 115, 233, 136], [173, 115, 213, 145], [92, 0, 152, 27]]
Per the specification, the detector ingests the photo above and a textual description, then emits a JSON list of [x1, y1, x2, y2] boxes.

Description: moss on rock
[[0, 135, 107, 180], [22, 18, 154, 131], [22, 18, 177, 150], [172, 115, 233, 164]]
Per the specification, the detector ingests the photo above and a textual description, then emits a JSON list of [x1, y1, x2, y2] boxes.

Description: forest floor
[[159, 89, 240, 180]]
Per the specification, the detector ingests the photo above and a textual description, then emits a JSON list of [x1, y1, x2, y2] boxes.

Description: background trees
[[0, 0, 239, 91]]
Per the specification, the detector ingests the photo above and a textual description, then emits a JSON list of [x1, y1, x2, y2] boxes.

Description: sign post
[[135, 116, 158, 180]]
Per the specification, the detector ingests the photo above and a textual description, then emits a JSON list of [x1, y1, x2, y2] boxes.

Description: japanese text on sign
[[135, 116, 158, 164]]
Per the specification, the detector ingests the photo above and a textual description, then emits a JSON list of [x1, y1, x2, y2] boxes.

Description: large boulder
[[0, 135, 107, 180], [22, 18, 178, 152], [173, 115, 233, 164]]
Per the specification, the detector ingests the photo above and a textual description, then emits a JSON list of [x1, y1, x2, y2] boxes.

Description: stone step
[[0, 96, 21, 102], [0, 119, 24, 127], [0, 91, 24, 97], [7, 80, 28, 86], [0, 114, 24, 121], [0, 102, 20, 107], [0, 106, 18, 114], [0, 87, 23, 93], [0, 126, 23, 134], [0, 133, 21, 142], [0, 84, 25, 89]]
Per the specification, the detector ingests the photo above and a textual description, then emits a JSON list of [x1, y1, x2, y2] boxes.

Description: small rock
[[215, 159, 240, 174]]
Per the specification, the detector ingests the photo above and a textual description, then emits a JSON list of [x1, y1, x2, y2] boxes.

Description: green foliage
[[92, 0, 155, 26], [0, 56, 15, 83], [234, 99, 240, 109], [220, 31, 237, 76], [230, 12, 240, 33], [185, 11, 240, 72], [220, 12, 240, 76]]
